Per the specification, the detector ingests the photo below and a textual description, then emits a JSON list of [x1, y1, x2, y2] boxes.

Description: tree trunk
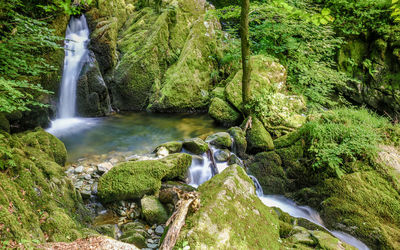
[[240, 0, 251, 114]]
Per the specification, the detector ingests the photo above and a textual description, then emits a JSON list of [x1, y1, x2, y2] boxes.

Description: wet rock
[[80, 189, 92, 199], [74, 180, 84, 189], [141, 196, 169, 225], [159, 188, 179, 205], [84, 174, 91, 180], [146, 243, 158, 249], [93, 224, 117, 238], [206, 132, 232, 149], [156, 147, 169, 157], [214, 149, 231, 162], [228, 127, 247, 158], [228, 154, 243, 167], [183, 138, 209, 155], [155, 141, 183, 154]]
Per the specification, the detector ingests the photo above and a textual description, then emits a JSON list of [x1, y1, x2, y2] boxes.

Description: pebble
[[146, 243, 158, 249], [155, 225, 164, 235], [74, 165, 84, 174], [84, 174, 91, 180], [147, 229, 154, 234]]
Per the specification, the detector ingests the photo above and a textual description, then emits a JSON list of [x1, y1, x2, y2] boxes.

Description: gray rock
[[147, 229, 154, 234], [74, 180, 84, 189], [74, 165, 84, 174], [80, 189, 91, 199], [91, 182, 98, 195], [146, 243, 158, 249], [155, 225, 164, 235], [84, 174, 92, 180], [97, 162, 113, 174], [206, 132, 233, 149], [214, 149, 231, 162]]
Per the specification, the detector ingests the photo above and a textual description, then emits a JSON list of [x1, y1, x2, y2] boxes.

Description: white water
[[47, 15, 92, 136], [187, 151, 369, 250], [59, 15, 90, 118]]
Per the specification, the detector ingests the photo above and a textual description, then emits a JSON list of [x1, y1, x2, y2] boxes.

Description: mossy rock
[[205, 132, 232, 149], [120, 221, 148, 248], [93, 224, 117, 238], [155, 141, 183, 154], [17, 129, 67, 166], [248, 151, 287, 194], [98, 160, 167, 203], [210, 87, 225, 99], [0, 130, 90, 243], [208, 97, 241, 127], [158, 153, 192, 180], [225, 55, 287, 113], [141, 195, 169, 225], [228, 126, 247, 158], [245, 116, 274, 153], [178, 165, 281, 249], [182, 138, 209, 155]]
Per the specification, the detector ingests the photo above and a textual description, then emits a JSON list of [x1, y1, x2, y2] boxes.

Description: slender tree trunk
[[240, 0, 251, 114]]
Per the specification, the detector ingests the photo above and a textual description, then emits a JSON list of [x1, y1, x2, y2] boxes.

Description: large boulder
[[182, 138, 209, 155], [106, 0, 221, 112], [208, 97, 241, 127], [228, 126, 247, 158], [76, 51, 111, 117], [224, 55, 306, 136], [97, 160, 167, 203], [205, 132, 232, 149], [158, 153, 192, 180], [245, 116, 274, 153], [179, 165, 281, 248]]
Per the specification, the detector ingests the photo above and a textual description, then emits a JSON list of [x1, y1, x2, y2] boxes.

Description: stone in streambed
[[141, 196, 169, 225], [245, 116, 274, 153], [97, 162, 113, 174], [155, 141, 183, 154], [214, 149, 230, 162], [206, 132, 232, 149], [183, 138, 209, 154], [158, 153, 192, 181], [228, 126, 247, 158]]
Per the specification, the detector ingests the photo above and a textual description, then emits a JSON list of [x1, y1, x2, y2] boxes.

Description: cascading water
[[47, 15, 98, 137], [187, 147, 369, 250], [59, 15, 90, 118]]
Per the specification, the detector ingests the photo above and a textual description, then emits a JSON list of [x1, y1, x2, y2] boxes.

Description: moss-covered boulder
[[155, 141, 183, 154], [205, 132, 232, 149], [158, 153, 192, 180], [119, 221, 148, 248], [224, 55, 306, 135], [245, 116, 274, 153], [182, 138, 209, 154], [141, 195, 169, 225], [178, 165, 281, 249], [0, 130, 90, 243], [208, 97, 241, 127], [97, 160, 167, 203], [228, 126, 247, 158], [248, 151, 288, 194]]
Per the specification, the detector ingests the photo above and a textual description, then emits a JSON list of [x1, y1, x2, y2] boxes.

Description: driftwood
[[160, 188, 200, 250]]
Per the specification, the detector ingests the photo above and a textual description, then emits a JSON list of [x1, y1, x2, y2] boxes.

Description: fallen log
[[160, 190, 199, 250]]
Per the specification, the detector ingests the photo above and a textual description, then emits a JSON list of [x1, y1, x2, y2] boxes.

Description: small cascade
[[58, 15, 90, 118], [186, 146, 369, 250]]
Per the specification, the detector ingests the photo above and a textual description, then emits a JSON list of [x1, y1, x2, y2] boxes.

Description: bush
[[300, 108, 398, 177]]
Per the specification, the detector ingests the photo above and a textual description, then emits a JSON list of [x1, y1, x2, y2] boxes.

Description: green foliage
[[300, 108, 397, 177], [392, 0, 400, 22], [0, 78, 52, 114], [0, 134, 16, 171], [39, 0, 94, 16]]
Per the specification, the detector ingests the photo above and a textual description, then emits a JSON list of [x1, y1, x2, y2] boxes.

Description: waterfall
[[58, 15, 90, 118]]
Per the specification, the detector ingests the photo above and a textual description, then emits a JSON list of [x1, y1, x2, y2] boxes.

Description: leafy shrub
[[300, 108, 398, 177]]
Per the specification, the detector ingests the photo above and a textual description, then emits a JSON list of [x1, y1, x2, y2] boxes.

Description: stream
[[47, 14, 369, 250]]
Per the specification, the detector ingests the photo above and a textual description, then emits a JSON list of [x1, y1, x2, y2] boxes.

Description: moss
[[208, 97, 242, 127], [155, 141, 182, 154], [245, 116, 274, 153], [97, 160, 167, 203], [179, 165, 281, 249], [316, 171, 400, 249], [141, 195, 169, 225], [205, 132, 232, 149], [182, 138, 209, 155], [274, 130, 303, 149], [0, 130, 90, 243], [248, 151, 287, 194], [16, 129, 67, 166], [158, 153, 192, 180], [93, 224, 117, 238], [228, 127, 247, 158], [210, 87, 225, 99], [0, 113, 10, 133], [225, 55, 287, 113]]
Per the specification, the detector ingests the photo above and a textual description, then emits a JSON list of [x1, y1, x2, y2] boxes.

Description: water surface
[[48, 112, 223, 162]]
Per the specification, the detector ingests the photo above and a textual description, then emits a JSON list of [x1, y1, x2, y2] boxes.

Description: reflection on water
[[47, 112, 223, 162]]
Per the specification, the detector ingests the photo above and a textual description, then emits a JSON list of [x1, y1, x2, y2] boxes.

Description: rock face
[[76, 51, 111, 117], [0, 129, 89, 242], [100, 0, 222, 112], [179, 165, 281, 249], [338, 38, 400, 120]]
